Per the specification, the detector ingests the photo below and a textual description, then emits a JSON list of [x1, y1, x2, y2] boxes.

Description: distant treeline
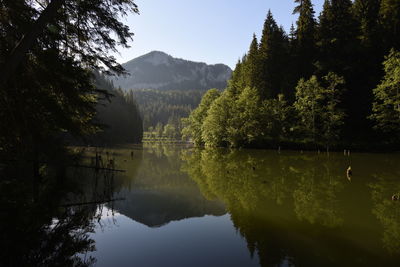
[[182, 0, 400, 150], [130, 88, 204, 134], [91, 73, 143, 145]]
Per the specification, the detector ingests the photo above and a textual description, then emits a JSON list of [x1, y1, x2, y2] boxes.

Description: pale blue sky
[[115, 0, 324, 68]]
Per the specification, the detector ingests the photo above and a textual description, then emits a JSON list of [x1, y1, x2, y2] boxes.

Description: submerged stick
[[61, 198, 125, 208], [73, 164, 126, 172]]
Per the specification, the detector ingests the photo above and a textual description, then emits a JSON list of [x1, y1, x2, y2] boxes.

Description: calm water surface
[[4, 144, 400, 266], [76, 144, 400, 267]]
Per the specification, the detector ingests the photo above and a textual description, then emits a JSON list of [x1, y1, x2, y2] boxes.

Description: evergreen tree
[[350, 0, 384, 144], [259, 10, 290, 99], [353, 0, 382, 48], [287, 23, 300, 101], [289, 23, 297, 43], [228, 59, 246, 96], [317, 0, 359, 76], [182, 0, 400, 149], [93, 73, 143, 144], [243, 34, 261, 91], [130, 89, 204, 130], [317, 0, 366, 144], [293, 0, 317, 80], [380, 0, 400, 51]]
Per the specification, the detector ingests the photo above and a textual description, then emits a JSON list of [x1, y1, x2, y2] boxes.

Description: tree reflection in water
[[182, 148, 400, 266], [2, 145, 400, 267], [370, 174, 400, 254], [0, 147, 123, 267]]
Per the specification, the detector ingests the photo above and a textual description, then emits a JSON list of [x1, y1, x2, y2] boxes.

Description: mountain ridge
[[112, 51, 232, 91]]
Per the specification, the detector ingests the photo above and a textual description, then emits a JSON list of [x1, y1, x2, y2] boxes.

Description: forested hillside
[[92, 74, 143, 144], [109, 51, 231, 140], [182, 0, 400, 151], [131, 89, 204, 131]]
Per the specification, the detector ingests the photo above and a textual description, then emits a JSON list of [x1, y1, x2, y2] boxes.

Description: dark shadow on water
[[0, 145, 125, 267]]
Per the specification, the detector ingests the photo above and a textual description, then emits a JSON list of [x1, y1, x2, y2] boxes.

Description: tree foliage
[[0, 0, 138, 154], [182, 2, 400, 150], [294, 76, 325, 144], [201, 91, 233, 147], [181, 89, 221, 146], [294, 73, 345, 148], [293, 0, 316, 79], [130, 89, 204, 130], [380, 0, 400, 50], [92, 73, 143, 144], [370, 49, 400, 142], [259, 11, 290, 99]]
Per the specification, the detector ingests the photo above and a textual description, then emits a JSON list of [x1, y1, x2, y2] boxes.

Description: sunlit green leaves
[[370, 49, 400, 141]]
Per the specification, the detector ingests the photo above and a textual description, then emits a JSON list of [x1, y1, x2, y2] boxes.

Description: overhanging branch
[[0, 0, 65, 87]]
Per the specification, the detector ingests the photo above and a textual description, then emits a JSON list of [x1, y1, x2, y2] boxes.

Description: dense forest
[[182, 0, 400, 151], [131, 89, 204, 130], [0, 1, 140, 265], [92, 74, 143, 144], [0, 0, 141, 161]]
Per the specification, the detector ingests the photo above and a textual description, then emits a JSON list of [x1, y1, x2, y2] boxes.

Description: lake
[[3, 144, 400, 266]]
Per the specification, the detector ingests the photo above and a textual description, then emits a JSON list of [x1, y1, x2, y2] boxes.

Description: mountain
[[112, 51, 232, 91], [106, 146, 226, 228], [113, 188, 226, 228]]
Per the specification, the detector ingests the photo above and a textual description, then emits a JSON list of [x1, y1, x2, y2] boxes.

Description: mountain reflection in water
[[2, 144, 400, 267]]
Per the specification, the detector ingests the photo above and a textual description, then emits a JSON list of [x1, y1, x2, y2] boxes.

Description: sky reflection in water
[[77, 144, 400, 267]]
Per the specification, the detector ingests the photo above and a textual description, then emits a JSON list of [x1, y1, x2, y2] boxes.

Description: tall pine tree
[[228, 59, 245, 96], [380, 0, 400, 51], [317, 0, 366, 144], [243, 34, 261, 91], [352, 0, 384, 139], [293, 0, 316, 80], [259, 11, 290, 99], [353, 0, 382, 48], [317, 0, 359, 76]]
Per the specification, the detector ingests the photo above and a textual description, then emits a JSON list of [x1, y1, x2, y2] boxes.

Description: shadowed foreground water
[[2, 144, 400, 266]]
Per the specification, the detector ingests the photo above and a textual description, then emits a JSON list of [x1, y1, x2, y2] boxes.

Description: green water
[[2, 144, 400, 266]]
